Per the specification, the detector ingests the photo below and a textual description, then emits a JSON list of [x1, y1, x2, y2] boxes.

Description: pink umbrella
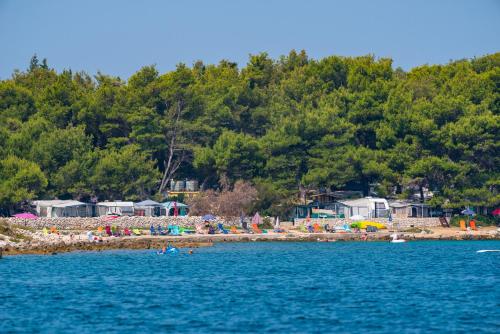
[[252, 212, 262, 225], [492, 208, 500, 216], [13, 213, 38, 219]]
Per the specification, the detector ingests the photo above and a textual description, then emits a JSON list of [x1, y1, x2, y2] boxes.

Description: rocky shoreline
[[2, 227, 499, 256]]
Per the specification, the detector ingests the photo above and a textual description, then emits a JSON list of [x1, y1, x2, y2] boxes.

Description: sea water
[[1, 241, 499, 333]]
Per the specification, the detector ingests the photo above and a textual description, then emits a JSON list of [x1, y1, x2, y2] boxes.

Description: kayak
[[351, 221, 387, 229]]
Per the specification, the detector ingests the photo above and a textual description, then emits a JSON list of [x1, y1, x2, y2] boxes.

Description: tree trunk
[[158, 100, 185, 194]]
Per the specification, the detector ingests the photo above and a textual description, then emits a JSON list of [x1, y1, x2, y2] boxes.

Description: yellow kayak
[[353, 221, 387, 229]]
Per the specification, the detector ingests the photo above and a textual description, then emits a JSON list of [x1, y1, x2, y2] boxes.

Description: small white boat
[[390, 233, 406, 243], [476, 250, 500, 253]]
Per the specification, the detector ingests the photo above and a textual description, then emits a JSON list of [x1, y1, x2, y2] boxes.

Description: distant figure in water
[[188, 249, 193, 255]]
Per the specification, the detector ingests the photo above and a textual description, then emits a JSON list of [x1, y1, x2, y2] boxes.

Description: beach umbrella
[[492, 208, 500, 216], [461, 208, 475, 216], [202, 214, 215, 221], [350, 214, 364, 221], [13, 212, 37, 219], [252, 212, 263, 225], [275, 216, 280, 228]]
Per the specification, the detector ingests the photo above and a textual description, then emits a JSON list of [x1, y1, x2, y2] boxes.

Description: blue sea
[[1, 241, 499, 333]]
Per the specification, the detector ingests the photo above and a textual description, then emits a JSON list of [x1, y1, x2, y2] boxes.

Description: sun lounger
[[459, 220, 466, 231], [323, 224, 333, 232], [230, 226, 240, 234], [439, 217, 450, 228], [132, 228, 141, 236], [251, 223, 263, 234], [50, 226, 59, 234], [313, 223, 323, 233], [105, 225, 112, 236], [218, 223, 229, 234], [307, 225, 314, 233], [124, 228, 131, 236], [97, 226, 104, 236], [150, 225, 157, 235], [470, 220, 477, 231], [299, 225, 308, 233]]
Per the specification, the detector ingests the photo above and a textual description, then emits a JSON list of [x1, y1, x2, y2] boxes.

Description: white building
[[96, 201, 134, 216], [33, 200, 91, 217], [338, 197, 390, 219]]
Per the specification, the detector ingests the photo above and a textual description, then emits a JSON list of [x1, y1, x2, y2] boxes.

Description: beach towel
[[251, 223, 263, 234], [230, 226, 240, 234]]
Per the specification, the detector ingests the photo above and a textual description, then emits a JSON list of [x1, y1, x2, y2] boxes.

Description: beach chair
[[150, 225, 157, 236], [105, 225, 112, 236], [42, 227, 48, 235], [470, 220, 477, 231], [313, 223, 323, 233], [97, 226, 104, 236], [251, 223, 263, 234], [459, 220, 466, 231], [230, 226, 240, 234], [124, 228, 131, 236], [218, 223, 229, 234], [299, 225, 308, 233], [208, 226, 215, 234], [169, 225, 180, 236], [307, 225, 314, 233], [323, 224, 332, 233], [132, 228, 141, 236], [439, 217, 450, 228], [50, 226, 59, 234], [111, 225, 118, 236], [343, 223, 352, 232], [158, 225, 167, 236]]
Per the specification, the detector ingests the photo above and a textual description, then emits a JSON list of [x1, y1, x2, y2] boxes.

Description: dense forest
[[0, 51, 498, 215]]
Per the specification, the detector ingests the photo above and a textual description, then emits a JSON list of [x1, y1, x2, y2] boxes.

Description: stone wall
[[293, 217, 442, 229], [5, 216, 442, 231], [6, 216, 240, 230]]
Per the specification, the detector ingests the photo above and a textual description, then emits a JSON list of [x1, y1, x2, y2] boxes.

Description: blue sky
[[0, 0, 499, 79]]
